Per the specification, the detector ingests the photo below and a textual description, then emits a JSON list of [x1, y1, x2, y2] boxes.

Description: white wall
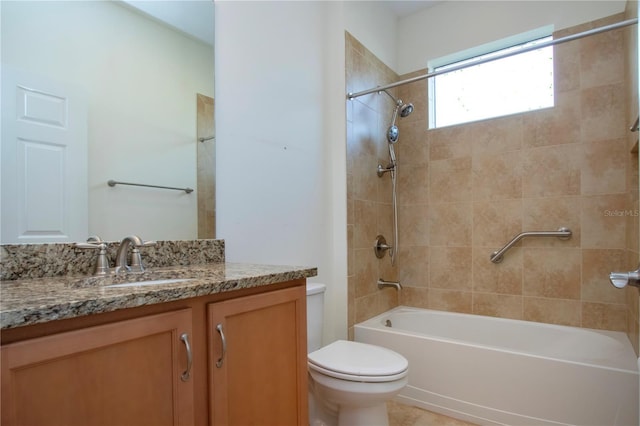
[[344, 1, 398, 72], [215, 0, 348, 344], [1, 1, 214, 242], [398, 0, 627, 74]]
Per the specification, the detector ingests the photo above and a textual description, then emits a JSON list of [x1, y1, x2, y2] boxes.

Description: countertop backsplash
[[0, 239, 225, 281]]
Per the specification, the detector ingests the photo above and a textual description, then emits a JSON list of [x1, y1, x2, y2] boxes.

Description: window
[[429, 36, 554, 129]]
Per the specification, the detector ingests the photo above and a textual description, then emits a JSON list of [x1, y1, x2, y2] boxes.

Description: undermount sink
[[105, 278, 195, 288]]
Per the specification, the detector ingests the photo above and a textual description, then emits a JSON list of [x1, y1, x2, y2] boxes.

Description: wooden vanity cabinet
[[208, 285, 308, 426], [0, 280, 308, 426], [1, 309, 194, 426]]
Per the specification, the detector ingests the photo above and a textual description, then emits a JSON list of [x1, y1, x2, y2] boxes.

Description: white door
[[1, 68, 88, 243]]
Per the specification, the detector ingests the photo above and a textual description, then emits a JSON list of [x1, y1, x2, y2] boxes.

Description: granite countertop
[[1, 263, 317, 330]]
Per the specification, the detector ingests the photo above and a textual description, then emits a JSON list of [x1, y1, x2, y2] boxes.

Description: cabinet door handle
[[180, 333, 193, 381], [215, 324, 226, 368]]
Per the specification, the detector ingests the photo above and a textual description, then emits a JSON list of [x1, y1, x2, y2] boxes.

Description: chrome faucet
[[75, 236, 111, 276], [610, 264, 640, 289], [114, 235, 155, 274], [378, 279, 402, 291]]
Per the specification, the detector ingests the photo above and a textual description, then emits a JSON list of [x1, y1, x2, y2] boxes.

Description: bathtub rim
[[355, 306, 639, 375]]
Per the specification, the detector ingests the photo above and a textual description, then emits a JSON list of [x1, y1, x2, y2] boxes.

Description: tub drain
[[385, 319, 392, 327]]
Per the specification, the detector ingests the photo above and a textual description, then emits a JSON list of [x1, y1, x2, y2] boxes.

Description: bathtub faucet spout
[[378, 279, 402, 291]]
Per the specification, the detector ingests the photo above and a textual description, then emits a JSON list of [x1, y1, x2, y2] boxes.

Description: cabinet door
[[1, 309, 194, 426], [208, 285, 308, 426]]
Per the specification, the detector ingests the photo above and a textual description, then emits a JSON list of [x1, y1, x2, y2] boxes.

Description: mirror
[[1, 0, 215, 244]]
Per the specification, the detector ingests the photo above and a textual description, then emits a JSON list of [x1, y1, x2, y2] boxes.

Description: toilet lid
[[308, 340, 408, 382]]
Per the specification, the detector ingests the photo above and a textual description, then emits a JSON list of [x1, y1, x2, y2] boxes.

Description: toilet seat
[[308, 340, 408, 383]]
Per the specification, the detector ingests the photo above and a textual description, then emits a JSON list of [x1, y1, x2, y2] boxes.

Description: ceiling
[[120, 0, 215, 47], [119, 0, 439, 46], [381, 0, 442, 17]]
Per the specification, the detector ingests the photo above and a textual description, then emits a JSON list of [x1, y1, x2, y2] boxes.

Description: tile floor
[[388, 401, 478, 426]]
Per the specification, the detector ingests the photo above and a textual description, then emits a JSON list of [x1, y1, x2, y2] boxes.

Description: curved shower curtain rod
[[347, 18, 638, 100]]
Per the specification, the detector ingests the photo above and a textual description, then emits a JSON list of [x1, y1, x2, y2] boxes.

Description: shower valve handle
[[609, 264, 640, 289], [374, 235, 393, 259]]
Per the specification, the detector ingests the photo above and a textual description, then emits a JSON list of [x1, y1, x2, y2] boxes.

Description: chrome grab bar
[[490, 227, 572, 263], [108, 179, 193, 194]]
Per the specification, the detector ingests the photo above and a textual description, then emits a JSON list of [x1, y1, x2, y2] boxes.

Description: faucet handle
[[128, 240, 156, 273], [609, 264, 640, 289], [75, 241, 111, 276]]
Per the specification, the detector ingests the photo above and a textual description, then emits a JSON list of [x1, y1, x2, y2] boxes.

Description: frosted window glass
[[431, 37, 554, 128]]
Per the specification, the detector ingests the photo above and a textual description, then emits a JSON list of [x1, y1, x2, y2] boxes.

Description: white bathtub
[[355, 306, 639, 426]]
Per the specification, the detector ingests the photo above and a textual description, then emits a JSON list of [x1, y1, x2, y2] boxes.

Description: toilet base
[[338, 402, 389, 426]]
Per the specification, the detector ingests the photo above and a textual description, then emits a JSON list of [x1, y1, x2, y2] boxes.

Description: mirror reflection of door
[[1, 68, 88, 244], [197, 94, 215, 238]]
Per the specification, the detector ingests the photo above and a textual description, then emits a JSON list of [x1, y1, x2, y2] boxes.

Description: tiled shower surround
[[346, 9, 640, 354]]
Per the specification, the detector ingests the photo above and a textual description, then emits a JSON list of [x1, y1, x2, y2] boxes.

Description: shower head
[[380, 89, 413, 145], [380, 89, 413, 116], [400, 103, 414, 118]]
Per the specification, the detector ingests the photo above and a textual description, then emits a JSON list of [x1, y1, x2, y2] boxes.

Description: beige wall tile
[[472, 115, 523, 155], [581, 138, 627, 195], [523, 248, 581, 299], [353, 200, 377, 249], [582, 301, 627, 331], [473, 293, 523, 319], [581, 194, 627, 248], [346, 13, 638, 334], [581, 248, 628, 303], [472, 247, 523, 295], [522, 144, 582, 197], [398, 245, 429, 288], [401, 286, 429, 308], [397, 120, 429, 166], [429, 247, 472, 291], [429, 125, 473, 161], [355, 293, 380, 324], [522, 197, 581, 247], [524, 297, 581, 326], [472, 151, 523, 201], [430, 157, 472, 203], [579, 23, 625, 89], [553, 38, 581, 93], [581, 83, 627, 143], [399, 203, 430, 246], [428, 289, 472, 313], [398, 164, 429, 205], [522, 90, 581, 148], [353, 248, 377, 298], [429, 202, 472, 246], [472, 199, 522, 248]]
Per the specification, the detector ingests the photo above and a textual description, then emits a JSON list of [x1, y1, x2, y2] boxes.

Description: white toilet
[[306, 283, 408, 426]]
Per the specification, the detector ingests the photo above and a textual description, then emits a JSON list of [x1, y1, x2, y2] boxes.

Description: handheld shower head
[[387, 125, 399, 144]]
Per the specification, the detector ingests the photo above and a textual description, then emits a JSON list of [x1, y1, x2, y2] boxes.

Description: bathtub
[[355, 306, 639, 426]]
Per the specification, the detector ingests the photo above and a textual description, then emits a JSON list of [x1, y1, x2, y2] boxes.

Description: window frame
[[428, 27, 555, 129]]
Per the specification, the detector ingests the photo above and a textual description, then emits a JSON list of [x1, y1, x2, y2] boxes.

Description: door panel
[[1, 68, 88, 243]]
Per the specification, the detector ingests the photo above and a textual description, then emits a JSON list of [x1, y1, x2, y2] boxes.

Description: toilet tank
[[306, 282, 326, 353]]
